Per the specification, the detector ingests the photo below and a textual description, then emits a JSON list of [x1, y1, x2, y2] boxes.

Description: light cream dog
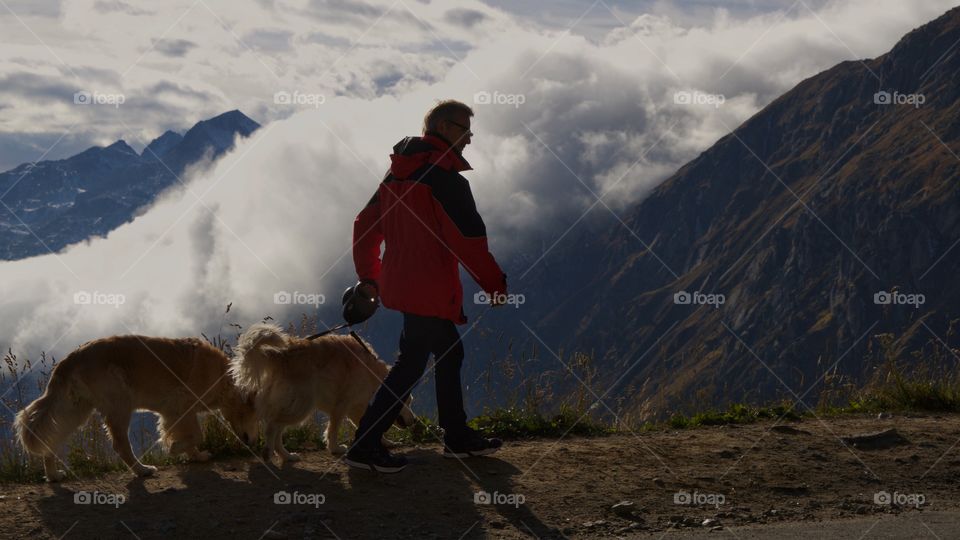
[[15, 335, 259, 481], [229, 323, 415, 464]]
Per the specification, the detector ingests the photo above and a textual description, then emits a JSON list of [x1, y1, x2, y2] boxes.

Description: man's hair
[[423, 99, 473, 134]]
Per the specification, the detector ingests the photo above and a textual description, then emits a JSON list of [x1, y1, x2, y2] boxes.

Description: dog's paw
[[328, 444, 348, 455], [282, 452, 302, 463], [134, 464, 158, 477], [189, 450, 212, 462], [45, 469, 66, 483]]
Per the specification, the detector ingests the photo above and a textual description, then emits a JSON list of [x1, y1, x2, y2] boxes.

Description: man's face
[[439, 112, 472, 154]]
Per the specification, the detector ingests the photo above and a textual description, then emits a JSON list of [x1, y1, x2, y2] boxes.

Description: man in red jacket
[[344, 100, 507, 473]]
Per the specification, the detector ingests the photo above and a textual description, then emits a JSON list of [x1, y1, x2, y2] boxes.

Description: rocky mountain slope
[[0, 110, 259, 260], [517, 6, 960, 417]]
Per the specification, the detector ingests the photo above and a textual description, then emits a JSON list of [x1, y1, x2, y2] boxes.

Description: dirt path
[[634, 510, 960, 538], [2, 413, 960, 539]]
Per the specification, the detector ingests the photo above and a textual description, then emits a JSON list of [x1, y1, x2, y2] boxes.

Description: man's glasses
[[447, 120, 473, 137]]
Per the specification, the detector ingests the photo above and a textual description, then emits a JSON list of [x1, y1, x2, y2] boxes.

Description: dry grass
[[1, 309, 956, 483]]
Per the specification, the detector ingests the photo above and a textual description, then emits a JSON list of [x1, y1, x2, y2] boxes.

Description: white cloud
[[0, 0, 956, 359]]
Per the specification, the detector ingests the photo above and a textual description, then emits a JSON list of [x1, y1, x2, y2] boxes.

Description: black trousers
[[353, 312, 467, 449]]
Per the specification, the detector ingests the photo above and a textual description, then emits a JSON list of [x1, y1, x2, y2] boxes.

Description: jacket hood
[[389, 133, 471, 179]]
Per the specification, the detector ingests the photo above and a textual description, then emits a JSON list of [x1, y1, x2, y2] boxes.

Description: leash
[[305, 323, 350, 340], [306, 324, 373, 355]]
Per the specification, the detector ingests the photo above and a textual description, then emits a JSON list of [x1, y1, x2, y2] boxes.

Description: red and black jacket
[[352, 133, 507, 324]]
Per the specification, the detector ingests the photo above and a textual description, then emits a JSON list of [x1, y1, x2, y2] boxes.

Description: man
[[345, 100, 507, 473]]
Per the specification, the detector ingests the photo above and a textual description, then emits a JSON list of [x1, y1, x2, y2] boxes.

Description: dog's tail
[[229, 323, 289, 394], [15, 351, 93, 457]]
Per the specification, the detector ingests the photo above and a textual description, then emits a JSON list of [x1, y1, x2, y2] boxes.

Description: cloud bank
[[0, 0, 956, 361]]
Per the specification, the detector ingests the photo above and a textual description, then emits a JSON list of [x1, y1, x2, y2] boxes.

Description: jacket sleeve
[[430, 176, 507, 296], [352, 189, 384, 284]]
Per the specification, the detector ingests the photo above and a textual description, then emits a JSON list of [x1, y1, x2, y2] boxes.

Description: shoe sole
[[342, 456, 407, 473], [443, 447, 500, 459]]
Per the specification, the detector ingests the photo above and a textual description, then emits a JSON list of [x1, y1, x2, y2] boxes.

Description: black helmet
[[342, 282, 379, 325]]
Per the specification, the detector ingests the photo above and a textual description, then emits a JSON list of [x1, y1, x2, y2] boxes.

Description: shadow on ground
[[33, 449, 560, 539]]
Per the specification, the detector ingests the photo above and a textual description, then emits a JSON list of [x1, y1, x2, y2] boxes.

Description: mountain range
[[0, 110, 260, 260], [510, 5, 960, 417]]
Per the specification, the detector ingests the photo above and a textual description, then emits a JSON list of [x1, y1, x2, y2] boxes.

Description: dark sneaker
[[444, 428, 502, 458], [343, 446, 408, 473]]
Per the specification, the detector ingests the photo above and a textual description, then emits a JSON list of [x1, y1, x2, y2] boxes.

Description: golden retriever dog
[[15, 335, 259, 482], [229, 323, 415, 464]]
